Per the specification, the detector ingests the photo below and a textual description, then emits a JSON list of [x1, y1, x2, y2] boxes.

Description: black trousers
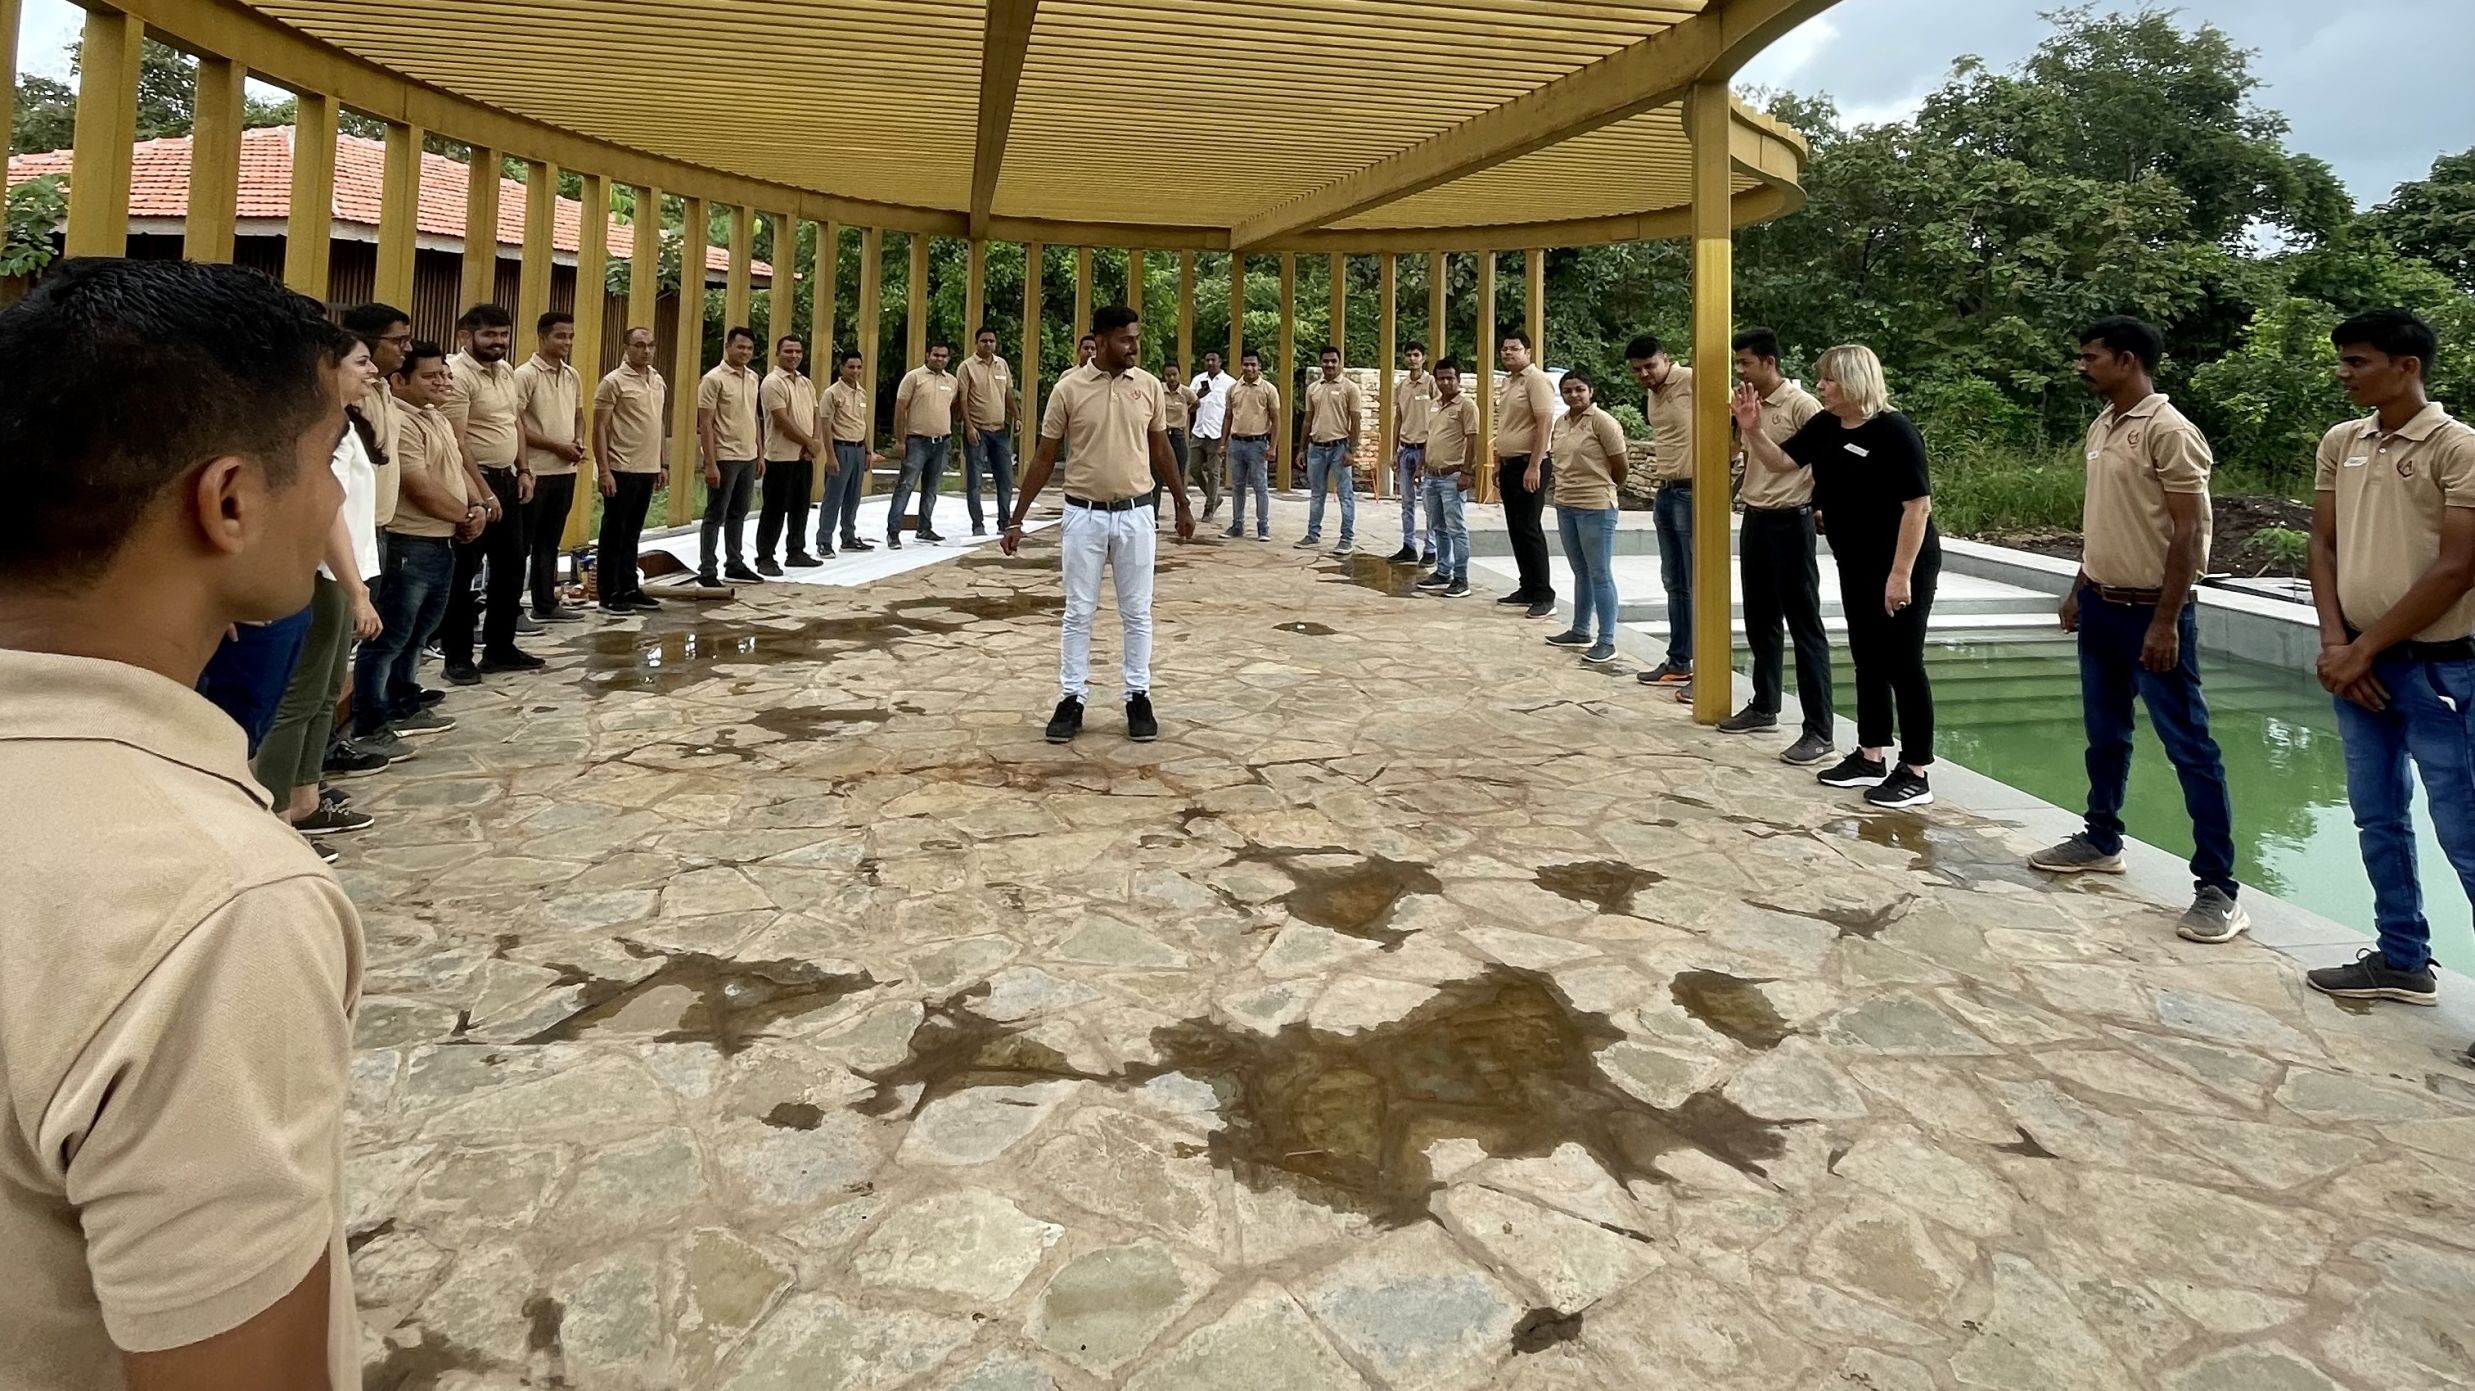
[[522, 471, 578, 612], [755, 457, 813, 561], [1839, 552, 1939, 766], [598, 472, 656, 602], [442, 466, 524, 666], [1495, 455, 1554, 600], [1742, 506, 1834, 739], [699, 458, 760, 573]]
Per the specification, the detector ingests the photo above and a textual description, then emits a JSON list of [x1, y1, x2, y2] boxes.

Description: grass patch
[[1928, 441, 2085, 537]]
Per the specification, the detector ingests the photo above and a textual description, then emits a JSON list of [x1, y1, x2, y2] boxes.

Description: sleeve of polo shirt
[[1787, 392, 1823, 433], [2314, 426, 2344, 492], [695, 373, 722, 411], [54, 875, 354, 1354], [594, 374, 620, 412], [1593, 410, 1627, 464], [2152, 421, 2213, 493], [1151, 380, 1171, 433], [2440, 426, 2475, 508], [1528, 372, 1556, 421], [1040, 380, 1070, 442]]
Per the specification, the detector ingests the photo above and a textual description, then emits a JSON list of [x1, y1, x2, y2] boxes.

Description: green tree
[[2368, 146, 2475, 292]]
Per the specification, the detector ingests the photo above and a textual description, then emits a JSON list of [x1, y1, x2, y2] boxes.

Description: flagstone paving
[[338, 511, 2475, 1389]]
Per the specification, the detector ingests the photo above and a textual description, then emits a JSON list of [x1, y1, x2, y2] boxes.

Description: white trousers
[[1059, 502, 1157, 701]]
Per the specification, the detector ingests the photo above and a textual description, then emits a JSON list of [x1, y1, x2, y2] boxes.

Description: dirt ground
[[1977, 494, 2315, 579]]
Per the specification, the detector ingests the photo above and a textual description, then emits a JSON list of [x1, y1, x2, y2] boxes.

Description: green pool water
[[1777, 634, 2475, 975]]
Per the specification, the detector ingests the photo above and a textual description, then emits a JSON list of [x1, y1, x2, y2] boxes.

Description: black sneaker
[[626, 594, 663, 611], [2306, 948, 2439, 1005], [786, 552, 823, 568], [919, 530, 947, 543], [885, 534, 904, 551], [755, 558, 784, 577], [1420, 550, 1436, 567], [323, 743, 391, 779], [1864, 768, 1934, 808], [309, 839, 340, 866], [1127, 692, 1159, 742], [318, 784, 350, 810], [1222, 526, 1243, 539], [695, 570, 723, 587], [1637, 661, 1691, 687], [1496, 591, 1529, 606], [1817, 752, 1887, 788], [479, 648, 546, 673], [844, 537, 876, 552], [535, 605, 586, 624], [1444, 579, 1471, 598], [1716, 706, 1780, 735], [1524, 599, 1556, 620], [1414, 573, 1451, 591], [600, 598, 635, 614], [1582, 642, 1618, 664], [1544, 629, 1591, 648], [972, 526, 988, 538], [415, 687, 447, 709], [724, 562, 766, 583], [295, 803, 375, 835], [442, 662, 482, 687], [1386, 545, 1420, 565], [1045, 696, 1085, 744]]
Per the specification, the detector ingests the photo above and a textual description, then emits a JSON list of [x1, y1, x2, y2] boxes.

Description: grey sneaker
[[2028, 833, 2127, 874], [514, 612, 546, 635], [1332, 540, 1355, 557], [356, 728, 414, 761], [1779, 733, 1833, 766], [2306, 948, 2438, 1005], [2175, 887, 2251, 944], [391, 709, 458, 738], [1292, 536, 1321, 550], [1716, 706, 1779, 735]]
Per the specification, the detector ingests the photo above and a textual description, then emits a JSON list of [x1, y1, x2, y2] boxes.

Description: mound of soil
[[1974, 494, 2314, 579]]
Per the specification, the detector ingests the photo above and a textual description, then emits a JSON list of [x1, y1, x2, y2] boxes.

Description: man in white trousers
[[1002, 304, 1196, 744]]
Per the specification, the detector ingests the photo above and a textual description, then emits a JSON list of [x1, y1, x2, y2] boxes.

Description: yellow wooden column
[[810, 220, 840, 502], [628, 186, 661, 344], [1428, 251, 1447, 363], [1176, 252, 1195, 379], [766, 213, 797, 351], [373, 123, 421, 307], [64, 7, 142, 258], [1226, 253, 1244, 370], [1526, 249, 1547, 365], [1126, 249, 1144, 328], [1020, 239, 1043, 439], [517, 159, 555, 333], [462, 147, 500, 309], [282, 92, 337, 297], [905, 233, 930, 368], [1377, 254, 1397, 498], [1688, 84, 1735, 725], [1074, 245, 1093, 338], [186, 54, 245, 263], [562, 171, 609, 548], [1277, 252, 1297, 490], [1475, 251, 1496, 502], [0, 1, 20, 187], [667, 195, 708, 525], [1328, 253, 1346, 364], [963, 239, 986, 345], [858, 227, 884, 490], [724, 205, 753, 333]]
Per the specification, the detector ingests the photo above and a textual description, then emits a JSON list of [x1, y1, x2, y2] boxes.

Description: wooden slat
[[1276, 252, 1295, 490], [462, 145, 500, 310], [285, 92, 337, 296], [374, 122, 421, 305], [1474, 250, 1495, 500], [668, 195, 707, 524], [563, 171, 608, 548], [186, 53, 245, 262], [518, 160, 556, 332], [1377, 253, 1395, 495], [906, 233, 930, 366], [64, 8, 142, 258], [1688, 81, 1734, 725]]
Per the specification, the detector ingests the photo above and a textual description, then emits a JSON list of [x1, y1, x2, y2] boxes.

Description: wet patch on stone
[[520, 945, 877, 1056], [573, 593, 1057, 697], [365, 1330, 495, 1390], [1536, 860, 1664, 916], [1318, 556, 1424, 596], [745, 705, 894, 742], [1511, 1308, 1585, 1354], [1670, 970, 1792, 1049], [1275, 621, 1339, 636], [1236, 843, 1442, 948], [764, 1101, 826, 1130], [1821, 815, 2047, 889]]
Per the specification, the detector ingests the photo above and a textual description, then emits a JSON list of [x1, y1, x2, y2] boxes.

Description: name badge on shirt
[[2344, 455, 2369, 468], [1844, 443, 1871, 457]]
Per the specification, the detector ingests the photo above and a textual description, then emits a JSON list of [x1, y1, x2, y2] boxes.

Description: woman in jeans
[[1737, 343, 1940, 808], [1543, 370, 1628, 664]]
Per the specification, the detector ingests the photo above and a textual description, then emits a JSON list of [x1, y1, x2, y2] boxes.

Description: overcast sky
[[17, 0, 2463, 207]]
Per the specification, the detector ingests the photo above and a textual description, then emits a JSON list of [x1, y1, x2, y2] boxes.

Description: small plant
[[2254, 526, 2310, 574], [2, 176, 66, 279]]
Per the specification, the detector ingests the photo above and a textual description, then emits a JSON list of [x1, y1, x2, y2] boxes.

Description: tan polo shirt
[[2316, 403, 2475, 642], [513, 354, 584, 476], [761, 368, 820, 462], [385, 402, 469, 540], [1396, 369, 1439, 444], [1496, 363, 1557, 459], [1041, 362, 1167, 501], [1225, 378, 1280, 437], [1646, 363, 1695, 481], [1739, 379, 1824, 509], [1551, 405, 1628, 509], [957, 354, 1014, 433], [1426, 393, 1480, 475], [1164, 383, 1196, 432], [0, 651, 361, 1391], [1305, 376, 1364, 444], [361, 379, 404, 527], [594, 364, 667, 475], [822, 378, 869, 445], [696, 362, 761, 461], [448, 351, 522, 470], [2080, 393, 2214, 589], [895, 365, 959, 440]]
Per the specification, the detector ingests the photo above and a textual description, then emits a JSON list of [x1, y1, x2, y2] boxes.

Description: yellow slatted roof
[[232, 0, 1823, 250]]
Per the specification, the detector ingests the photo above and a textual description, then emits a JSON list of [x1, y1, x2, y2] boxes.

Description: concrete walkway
[[338, 498, 2475, 1390]]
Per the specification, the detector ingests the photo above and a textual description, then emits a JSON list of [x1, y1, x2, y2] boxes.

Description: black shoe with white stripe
[[1864, 767, 1934, 808]]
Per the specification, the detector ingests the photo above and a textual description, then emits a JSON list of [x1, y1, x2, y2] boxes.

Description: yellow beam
[[967, 0, 1041, 237], [1689, 81, 1735, 726], [1127, 249, 1145, 358], [1074, 245, 1092, 339], [1328, 253, 1346, 365], [1475, 251, 1495, 501], [1525, 249, 1546, 365], [374, 122, 420, 306], [906, 233, 930, 366], [64, 7, 142, 259], [627, 185, 660, 348], [1021, 238, 1042, 437], [811, 220, 837, 503], [1428, 251, 1447, 362], [1377, 254, 1396, 496], [766, 213, 796, 351], [1226, 0, 1824, 248], [667, 195, 707, 526], [1277, 252, 1296, 490], [859, 226, 884, 470], [284, 91, 336, 297], [563, 171, 608, 549], [185, 52, 244, 263], [725, 204, 753, 335], [0, 3, 19, 192], [462, 145, 500, 310], [964, 238, 985, 342], [1226, 252, 1244, 375], [517, 159, 556, 333], [1176, 251, 1195, 379]]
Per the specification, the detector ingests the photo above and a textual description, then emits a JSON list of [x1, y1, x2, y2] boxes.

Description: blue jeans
[[817, 441, 868, 548], [1395, 444, 1425, 549], [1228, 436, 1271, 535], [2335, 653, 2475, 973], [965, 427, 1015, 532], [2076, 589, 2236, 897], [891, 434, 950, 536], [1304, 439, 1356, 544], [198, 602, 315, 754], [1653, 482, 1693, 667], [1557, 505, 1621, 645], [1423, 475, 1469, 581], [353, 532, 455, 736]]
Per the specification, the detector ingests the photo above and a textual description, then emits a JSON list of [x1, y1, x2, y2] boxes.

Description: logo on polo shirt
[[2399, 456, 2417, 480]]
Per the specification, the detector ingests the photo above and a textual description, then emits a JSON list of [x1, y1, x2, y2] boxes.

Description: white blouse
[[321, 425, 380, 583]]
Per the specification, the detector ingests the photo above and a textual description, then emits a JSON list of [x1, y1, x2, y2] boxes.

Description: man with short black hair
[[959, 326, 1018, 538], [355, 342, 482, 759], [1188, 350, 1237, 519], [514, 309, 586, 622], [756, 335, 822, 574], [1495, 329, 1558, 618], [2302, 308, 2475, 1032], [1298, 346, 1363, 555], [890, 340, 959, 547], [1628, 333, 1695, 684], [815, 349, 877, 558], [1162, 359, 1203, 523], [443, 302, 540, 681], [2029, 316, 2244, 945], [1222, 349, 1278, 541], [1718, 326, 1833, 764], [594, 326, 668, 612], [1414, 358, 1480, 598], [696, 325, 764, 586], [1389, 340, 1438, 565], [1003, 306, 1195, 745], [0, 257, 362, 1391]]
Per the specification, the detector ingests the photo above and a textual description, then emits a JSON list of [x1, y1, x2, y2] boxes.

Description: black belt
[[1661, 480, 1694, 491], [2348, 627, 2475, 663], [1066, 494, 1154, 512], [2087, 583, 2174, 606], [1231, 433, 1270, 442], [1745, 503, 1807, 516]]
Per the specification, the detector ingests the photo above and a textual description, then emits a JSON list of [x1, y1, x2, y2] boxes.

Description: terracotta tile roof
[[8, 126, 762, 276]]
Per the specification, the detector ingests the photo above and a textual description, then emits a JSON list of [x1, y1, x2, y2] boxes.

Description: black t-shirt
[[1780, 409, 1940, 571]]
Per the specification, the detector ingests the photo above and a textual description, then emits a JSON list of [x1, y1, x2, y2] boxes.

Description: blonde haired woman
[[1735, 344, 1941, 808]]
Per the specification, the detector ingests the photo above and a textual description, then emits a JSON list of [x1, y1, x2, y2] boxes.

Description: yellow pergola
[[31, 0, 1835, 722]]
